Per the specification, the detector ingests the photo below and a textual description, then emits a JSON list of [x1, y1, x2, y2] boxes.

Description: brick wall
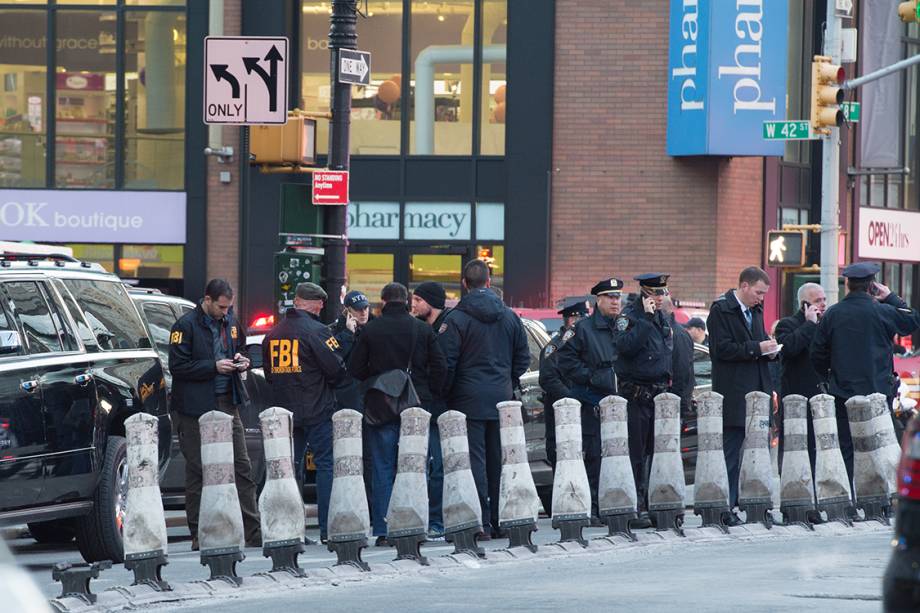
[[551, 0, 764, 308], [205, 0, 242, 292]]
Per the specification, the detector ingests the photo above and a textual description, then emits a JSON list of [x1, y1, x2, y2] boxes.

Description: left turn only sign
[[204, 36, 289, 125]]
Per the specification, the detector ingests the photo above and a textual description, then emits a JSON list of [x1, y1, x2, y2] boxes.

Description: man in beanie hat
[[411, 281, 451, 538]]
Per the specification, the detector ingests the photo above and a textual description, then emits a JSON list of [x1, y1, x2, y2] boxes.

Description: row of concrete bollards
[[114, 390, 899, 590]]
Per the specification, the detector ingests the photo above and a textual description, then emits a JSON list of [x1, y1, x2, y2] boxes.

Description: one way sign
[[338, 49, 371, 86], [204, 36, 289, 125]]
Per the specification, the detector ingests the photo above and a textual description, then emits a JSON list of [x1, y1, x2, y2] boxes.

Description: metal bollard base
[[739, 501, 774, 529], [649, 509, 685, 537], [391, 533, 429, 565], [818, 499, 856, 526], [445, 526, 486, 558], [200, 549, 245, 586], [502, 520, 538, 552], [855, 496, 891, 526], [600, 512, 637, 542], [328, 537, 370, 572], [552, 516, 589, 547], [780, 504, 818, 530], [263, 540, 306, 577], [125, 552, 170, 591], [52, 560, 112, 604], [694, 506, 730, 534]]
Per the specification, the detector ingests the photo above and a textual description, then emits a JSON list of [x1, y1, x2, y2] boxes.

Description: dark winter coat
[[775, 309, 825, 399], [439, 288, 530, 421], [347, 302, 447, 413], [168, 304, 247, 417], [706, 290, 774, 428], [669, 315, 696, 415], [262, 308, 346, 426]]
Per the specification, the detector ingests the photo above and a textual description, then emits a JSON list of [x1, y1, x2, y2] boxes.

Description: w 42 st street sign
[[763, 120, 812, 141]]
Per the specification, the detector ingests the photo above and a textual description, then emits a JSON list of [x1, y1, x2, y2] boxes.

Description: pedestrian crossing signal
[[766, 231, 806, 267]]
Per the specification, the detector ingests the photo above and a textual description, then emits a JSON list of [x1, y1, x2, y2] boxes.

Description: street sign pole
[[323, 0, 357, 322], [821, 3, 842, 306]]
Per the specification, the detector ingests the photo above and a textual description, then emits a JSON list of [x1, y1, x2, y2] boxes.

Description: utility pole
[[323, 0, 358, 321], [820, 2, 842, 306]]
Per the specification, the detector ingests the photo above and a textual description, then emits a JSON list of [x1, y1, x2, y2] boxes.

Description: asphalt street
[[6, 511, 894, 612]]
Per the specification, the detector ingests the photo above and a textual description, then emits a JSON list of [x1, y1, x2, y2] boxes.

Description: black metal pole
[[323, 0, 357, 322]]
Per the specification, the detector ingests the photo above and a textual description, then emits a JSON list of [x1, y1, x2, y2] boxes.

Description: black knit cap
[[413, 282, 446, 310]]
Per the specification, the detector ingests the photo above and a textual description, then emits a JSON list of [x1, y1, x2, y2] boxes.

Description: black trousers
[[833, 395, 855, 489], [625, 392, 655, 510], [723, 426, 746, 508], [544, 399, 556, 468], [583, 434, 601, 518], [174, 397, 261, 543], [467, 418, 502, 534]]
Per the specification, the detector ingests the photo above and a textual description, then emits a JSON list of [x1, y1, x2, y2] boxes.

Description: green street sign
[[841, 101, 861, 122], [762, 120, 812, 141]]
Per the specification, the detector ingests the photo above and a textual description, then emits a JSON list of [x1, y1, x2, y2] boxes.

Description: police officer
[[557, 279, 625, 521], [811, 261, 920, 482], [615, 273, 674, 525], [539, 297, 590, 467], [262, 282, 346, 544]]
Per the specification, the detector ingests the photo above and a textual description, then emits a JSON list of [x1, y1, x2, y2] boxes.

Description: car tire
[[27, 519, 76, 544], [75, 435, 127, 563], [537, 486, 553, 516]]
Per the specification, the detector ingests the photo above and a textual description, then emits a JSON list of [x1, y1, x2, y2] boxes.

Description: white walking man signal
[[769, 235, 787, 263]]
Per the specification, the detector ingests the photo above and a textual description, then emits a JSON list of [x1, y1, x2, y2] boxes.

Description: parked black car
[[883, 412, 920, 612], [0, 255, 169, 563]]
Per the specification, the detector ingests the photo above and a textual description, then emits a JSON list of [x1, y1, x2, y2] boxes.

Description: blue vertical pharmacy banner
[[667, 0, 788, 156]]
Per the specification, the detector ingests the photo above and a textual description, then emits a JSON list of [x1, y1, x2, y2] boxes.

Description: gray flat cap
[[296, 282, 327, 301]]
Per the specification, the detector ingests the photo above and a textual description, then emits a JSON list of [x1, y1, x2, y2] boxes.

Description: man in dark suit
[[706, 267, 777, 522], [774, 282, 827, 473]]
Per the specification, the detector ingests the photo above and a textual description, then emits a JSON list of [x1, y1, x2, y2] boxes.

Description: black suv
[[0, 255, 169, 563]]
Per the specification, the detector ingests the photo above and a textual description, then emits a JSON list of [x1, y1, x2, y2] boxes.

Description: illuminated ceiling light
[[173, 28, 179, 41], [437, 11, 445, 21], [368, 10, 375, 16]]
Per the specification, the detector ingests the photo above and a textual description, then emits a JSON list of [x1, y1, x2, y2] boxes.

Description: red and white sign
[[312, 170, 349, 206], [858, 207, 920, 263]]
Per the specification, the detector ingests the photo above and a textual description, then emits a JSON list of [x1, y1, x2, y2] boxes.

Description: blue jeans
[[293, 420, 333, 539], [428, 423, 444, 533], [366, 421, 400, 537]]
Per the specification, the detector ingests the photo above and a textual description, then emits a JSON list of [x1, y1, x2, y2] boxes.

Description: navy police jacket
[[614, 300, 673, 385]]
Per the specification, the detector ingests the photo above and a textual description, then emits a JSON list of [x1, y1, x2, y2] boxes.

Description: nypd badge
[[615, 317, 629, 332], [562, 329, 575, 342], [544, 344, 555, 357], [438, 323, 448, 334]]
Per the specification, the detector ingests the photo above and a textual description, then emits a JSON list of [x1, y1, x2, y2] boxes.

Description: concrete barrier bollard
[[551, 398, 591, 546], [845, 396, 892, 524], [738, 391, 774, 528], [387, 407, 431, 564], [327, 409, 371, 571], [438, 410, 485, 558], [597, 395, 637, 540], [691, 391, 730, 532], [198, 410, 245, 585], [123, 412, 169, 591], [867, 392, 902, 500], [810, 394, 854, 524], [258, 407, 306, 575], [779, 395, 817, 528], [648, 393, 686, 536], [497, 401, 540, 552]]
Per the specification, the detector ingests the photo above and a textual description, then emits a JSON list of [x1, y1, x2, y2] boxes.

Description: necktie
[[743, 308, 753, 331]]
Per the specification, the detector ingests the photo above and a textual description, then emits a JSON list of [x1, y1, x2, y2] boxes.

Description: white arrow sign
[[338, 49, 372, 86]]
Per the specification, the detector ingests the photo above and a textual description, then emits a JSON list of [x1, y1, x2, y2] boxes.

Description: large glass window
[[410, 0, 475, 154], [55, 10, 116, 188], [479, 0, 506, 155], [4, 281, 63, 354], [0, 10, 48, 188], [124, 11, 186, 189], [63, 279, 150, 350]]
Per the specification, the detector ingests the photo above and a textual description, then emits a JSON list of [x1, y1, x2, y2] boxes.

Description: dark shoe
[[245, 539, 262, 548], [478, 532, 492, 541], [590, 516, 605, 528], [427, 528, 445, 542], [722, 511, 743, 527], [304, 536, 318, 546], [490, 528, 507, 539], [374, 536, 391, 547], [630, 514, 652, 530], [190, 538, 199, 551]]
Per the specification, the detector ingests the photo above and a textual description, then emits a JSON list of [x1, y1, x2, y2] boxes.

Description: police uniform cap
[[295, 282, 327, 301], [634, 273, 670, 288], [591, 278, 624, 296], [841, 261, 881, 281], [344, 290, 370, 309], [557, 296, 590, 317]]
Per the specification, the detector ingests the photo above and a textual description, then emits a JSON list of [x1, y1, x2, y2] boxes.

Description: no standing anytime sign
[[312, 170, 349, 205]]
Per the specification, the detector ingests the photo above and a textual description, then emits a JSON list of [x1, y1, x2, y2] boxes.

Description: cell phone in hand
[[869, 283, 881, 297]]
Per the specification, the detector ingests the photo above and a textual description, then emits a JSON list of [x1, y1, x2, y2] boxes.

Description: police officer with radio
[[263, 282, 347, 543], [615, 273, 674, 526], [539, 297, 590, 467], [557, 279, 625, 521]]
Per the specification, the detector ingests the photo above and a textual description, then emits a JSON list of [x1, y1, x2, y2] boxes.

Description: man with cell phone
[[774, 282, 827, 474], [811, 262, 920, 482]]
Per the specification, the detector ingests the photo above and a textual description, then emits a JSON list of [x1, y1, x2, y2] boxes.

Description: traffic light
[[766, 231, 806, 267], [899, 1, 919, 22], [250, 113, 317, 166], [810, 55, 845, 135]]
